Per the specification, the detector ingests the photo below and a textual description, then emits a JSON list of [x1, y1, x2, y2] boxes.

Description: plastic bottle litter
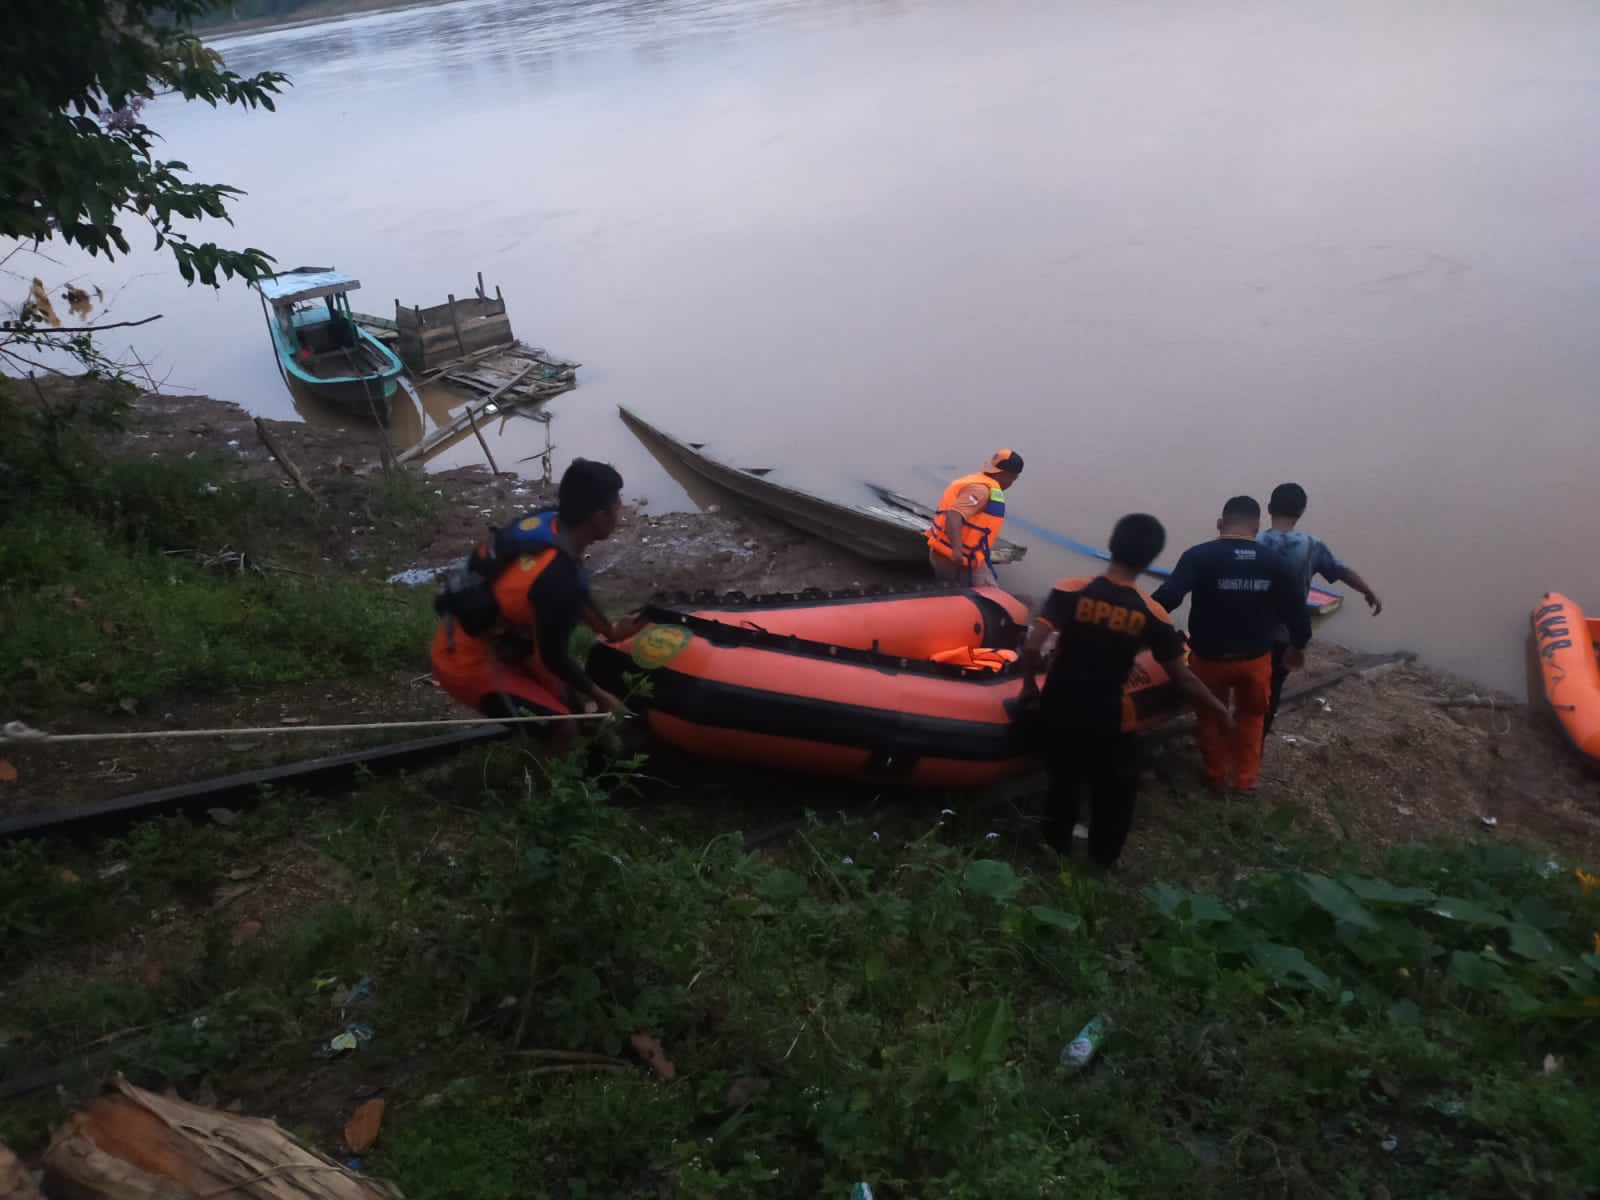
[[1060, 1015, 1111, 1070], [850, 1184, 874, 1200], [312, 1022, 374, 1059]]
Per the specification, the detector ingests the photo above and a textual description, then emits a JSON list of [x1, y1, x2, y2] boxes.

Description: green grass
[[3, 744, 1596, 1198], [0, 387, 438, 718]]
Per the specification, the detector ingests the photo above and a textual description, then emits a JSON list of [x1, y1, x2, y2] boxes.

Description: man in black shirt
[[1151, 495, 1310, 792], [1019, 514, 1230, 867]]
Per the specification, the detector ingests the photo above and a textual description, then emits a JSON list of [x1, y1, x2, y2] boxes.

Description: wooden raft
[[350, 273, 581, 466]]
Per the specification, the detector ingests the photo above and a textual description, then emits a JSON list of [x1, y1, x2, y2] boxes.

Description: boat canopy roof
[[256, 268, 361, 305]]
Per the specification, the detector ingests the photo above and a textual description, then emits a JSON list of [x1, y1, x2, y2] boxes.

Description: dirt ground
[[4, 389, 1598, 866]]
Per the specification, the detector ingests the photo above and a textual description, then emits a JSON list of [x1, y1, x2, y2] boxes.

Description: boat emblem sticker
[[631, 624, 694, 670]]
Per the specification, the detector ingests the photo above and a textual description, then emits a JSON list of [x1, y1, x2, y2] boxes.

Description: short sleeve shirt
[[1036, 575, 1185, 732], [948, 481, 992, 518], [1257, 529, 1348, 595]]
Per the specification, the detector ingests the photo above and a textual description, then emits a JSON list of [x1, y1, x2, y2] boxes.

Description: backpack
[[434, 509, 588, 637]]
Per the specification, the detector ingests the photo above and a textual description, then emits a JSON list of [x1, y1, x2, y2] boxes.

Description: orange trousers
[[1189, 652, 1273, 791]]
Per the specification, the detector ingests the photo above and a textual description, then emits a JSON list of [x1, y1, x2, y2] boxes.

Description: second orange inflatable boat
[[587, 585, 1184, 786], [1532, 592, 1600, 765]]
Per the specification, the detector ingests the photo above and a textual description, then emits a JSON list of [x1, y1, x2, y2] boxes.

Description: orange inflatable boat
[[587, 585, 1185, 786], [1532, 592, 1600, 764]]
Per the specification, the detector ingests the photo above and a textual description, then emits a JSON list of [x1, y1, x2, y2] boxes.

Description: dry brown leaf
[[24, 278, 60, 327], [140, 962, 165, 991], [69, 596, 88, 610], [57, 870, 80, 885], [0, 1137, 45, 1199], [0, 759, 17, 784], [62, 285, 94, 318], [628, 1032, 677, 1081], [343, 1098, 386, 1154]]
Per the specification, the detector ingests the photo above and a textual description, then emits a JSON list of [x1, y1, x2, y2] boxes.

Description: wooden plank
[[398, 359, 549, 463], [447, 294, 467, 359], [253, 417, 318, 498]]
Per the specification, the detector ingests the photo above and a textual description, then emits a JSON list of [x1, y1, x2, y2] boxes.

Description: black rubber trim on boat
[[590, 643, 1024, 762]]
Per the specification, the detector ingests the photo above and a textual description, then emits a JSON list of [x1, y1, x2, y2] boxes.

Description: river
[[29, 0, 1600, 692]]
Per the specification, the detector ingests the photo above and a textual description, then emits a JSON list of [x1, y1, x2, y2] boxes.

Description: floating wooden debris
[[353, 273, 581, 466]]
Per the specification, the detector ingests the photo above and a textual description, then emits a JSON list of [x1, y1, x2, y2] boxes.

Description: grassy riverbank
[[0, 379, 437, 724], [2, 380, 1597, 1196]]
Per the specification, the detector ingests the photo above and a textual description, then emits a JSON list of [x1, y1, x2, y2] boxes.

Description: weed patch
[[2, 748, 1596, 1197]]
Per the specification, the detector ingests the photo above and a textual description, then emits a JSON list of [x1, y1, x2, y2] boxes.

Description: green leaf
[[864, 951, 890, 983], [1386, 999, 1422, 1026], [945, 1053, 975, 1083], [1251, 941, 1336, 995], [1028, 905, 1083, 933], [755, 868, 807, 903], [1429, 897, 1508, 927], [1297, 873, 1379, 930], [1341, 876, 1436, 906], [1507, 922, 1562, 964], [972, 997, 1012, 1067], [962, 859, 1022, 903], [1146, 883, 1232, 925], [1448, 950, 1509, 991]]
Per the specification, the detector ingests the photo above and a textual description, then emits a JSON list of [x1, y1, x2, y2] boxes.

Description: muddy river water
[[34, 0, 1600, 691]]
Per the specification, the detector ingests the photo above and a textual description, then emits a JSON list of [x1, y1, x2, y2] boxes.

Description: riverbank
[[3, 384, 1593, 848], [2, 383, 1597, 1195]]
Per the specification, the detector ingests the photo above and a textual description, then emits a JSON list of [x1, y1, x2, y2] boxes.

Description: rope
[[0, 711, 614, 747]]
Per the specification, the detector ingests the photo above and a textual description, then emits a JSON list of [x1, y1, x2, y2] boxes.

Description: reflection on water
[[27, 0, 1600, 691]]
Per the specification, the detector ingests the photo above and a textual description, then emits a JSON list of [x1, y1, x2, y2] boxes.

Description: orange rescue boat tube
[[587, 586, 1183, 787], [1532, 592, 1600, 764]]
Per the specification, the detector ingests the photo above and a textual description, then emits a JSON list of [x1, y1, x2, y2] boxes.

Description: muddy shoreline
[[5, 388, 1598, 860]]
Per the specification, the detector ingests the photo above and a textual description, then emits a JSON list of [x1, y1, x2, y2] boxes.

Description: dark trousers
[[1042, 722, 1140, 867], [1262, 644, 1291, 744]]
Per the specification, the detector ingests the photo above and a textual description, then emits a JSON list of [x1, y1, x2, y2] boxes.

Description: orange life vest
[[490, 547, 559, 627], [926, 472, 1007, 566]]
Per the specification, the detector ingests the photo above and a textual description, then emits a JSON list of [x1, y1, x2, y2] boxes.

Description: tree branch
[[1, 314, 163, 334]]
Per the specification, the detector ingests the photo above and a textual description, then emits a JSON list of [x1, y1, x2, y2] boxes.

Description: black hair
[[1108, 513, 1166, 571], [1221, 495, 1261, 523], [1268, 482, 1308, 519], [558, 458, 624, 525]]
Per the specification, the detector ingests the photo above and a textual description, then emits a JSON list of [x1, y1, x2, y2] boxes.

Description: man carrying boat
[[1258, 482, 1383, 741], [1018, 514, 1232, 867], [926, 450, 1023, 587], [431, 459, 644, 721], [1151, 496, 1310, 793]]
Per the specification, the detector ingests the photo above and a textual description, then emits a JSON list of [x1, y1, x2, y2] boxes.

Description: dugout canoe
[[618, 406, 1025, 567], [1532, 592, 1600, 765], [586, 585, 1182, 787]]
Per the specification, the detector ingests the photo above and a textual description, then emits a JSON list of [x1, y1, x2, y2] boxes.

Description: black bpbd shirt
[[1037, 575, 1186, 732], [1150, 536, 1309, 660]]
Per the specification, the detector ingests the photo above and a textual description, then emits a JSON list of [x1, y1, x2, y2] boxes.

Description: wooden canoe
[[618, 406, 1025, 567]]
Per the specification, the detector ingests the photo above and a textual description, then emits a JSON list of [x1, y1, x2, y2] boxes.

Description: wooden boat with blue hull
[[256, 268, 406, 424]]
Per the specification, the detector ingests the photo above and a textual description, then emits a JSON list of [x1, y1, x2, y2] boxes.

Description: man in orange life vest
[[431, 459, 645, 720], [926, 450, 1022, 587]]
